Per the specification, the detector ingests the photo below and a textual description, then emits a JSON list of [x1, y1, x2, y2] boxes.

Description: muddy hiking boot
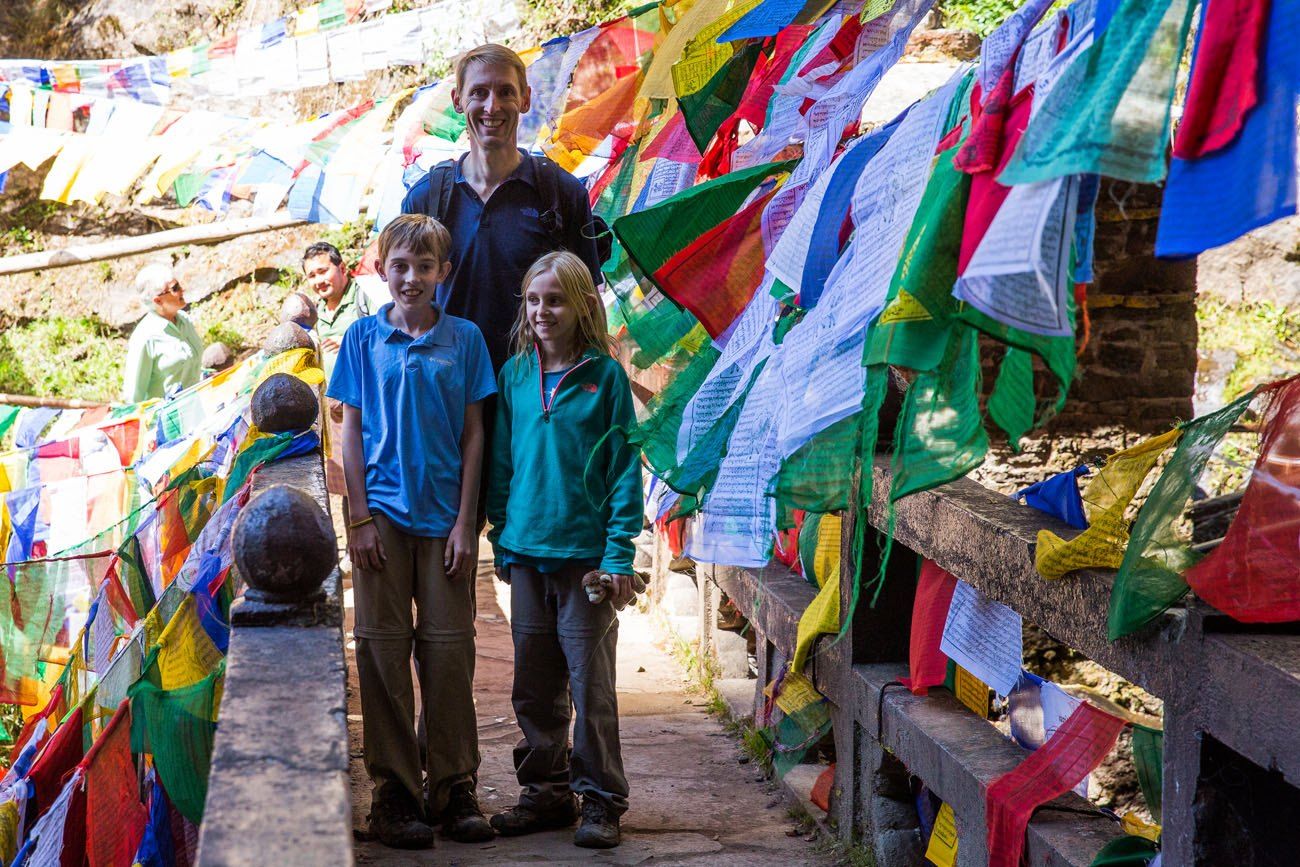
[[437, 783, 495, 843], [368, 797, 435, 850], [489, 795, 580, 837], [573, 797, 620, 849]]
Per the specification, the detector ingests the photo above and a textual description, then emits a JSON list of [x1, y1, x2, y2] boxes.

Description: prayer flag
[[985, 702, 1126, 867], [1183, 376, 1300, 622], [901, 560, 958, 695], [1107, 391, 1256, 638]]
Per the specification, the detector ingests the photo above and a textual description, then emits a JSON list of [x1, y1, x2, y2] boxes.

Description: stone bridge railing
[[195, 414, 353, 863], [664, 457, 1300, 866]]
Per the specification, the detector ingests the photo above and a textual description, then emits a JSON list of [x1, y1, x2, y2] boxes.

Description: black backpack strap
[[430, 158, 456, 223], [530, 154, 566, 247]]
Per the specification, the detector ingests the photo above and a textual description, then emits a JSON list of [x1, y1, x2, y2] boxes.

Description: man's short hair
[[377, 214, 452, 267], [302, 241, 343, 267], [135, 261, 175, 305], [279, 291, 318, 328], [455, 43, 528, 94]]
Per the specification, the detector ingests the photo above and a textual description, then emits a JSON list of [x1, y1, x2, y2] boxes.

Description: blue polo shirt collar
[[373, 302, 455, 347], [452, 149, 537, 191]]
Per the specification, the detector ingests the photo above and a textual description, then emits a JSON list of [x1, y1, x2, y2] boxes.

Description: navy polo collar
[[374, 302, 454, 346], [452, 148, 537, 190]]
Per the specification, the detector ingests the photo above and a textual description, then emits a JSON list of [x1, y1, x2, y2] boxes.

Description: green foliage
[[519, 0, 637, 42], [318, 220, 373, 272], [0, 317, 126, 401], [204, 321, 247, 353], [190, 270, 297, 354], [939, 0, 1022, 36], [1197, 297, 1300, 402], [1, 226, 42, 254]]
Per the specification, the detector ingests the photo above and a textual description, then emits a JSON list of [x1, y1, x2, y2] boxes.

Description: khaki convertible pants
[[353, 514, 478, 815]]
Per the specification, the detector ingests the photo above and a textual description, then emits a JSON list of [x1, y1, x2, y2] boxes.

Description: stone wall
[[972, 181, 1199, 493]]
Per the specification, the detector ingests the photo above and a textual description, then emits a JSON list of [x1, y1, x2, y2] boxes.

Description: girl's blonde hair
[[511, 251, 615, 359]]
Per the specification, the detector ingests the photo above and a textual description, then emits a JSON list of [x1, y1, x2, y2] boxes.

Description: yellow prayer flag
[[669, 0, 764, 98], [1035, 427, 1182, 580], [156, 595, 224, 691], [1120, 811, 1161, 843], [925, 803, 959, 867], [953, 665, 989, 718], [0, 800, 19, 867], [772, 668, 822, 717], [296, 3, 322, 35], [791, 569, 840, 673], [641, 0, 734, 100], [811, 514, 842, 589]]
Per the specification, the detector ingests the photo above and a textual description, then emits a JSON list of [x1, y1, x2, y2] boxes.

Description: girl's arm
[[342, 403, 385, 573], [599, 366, 645, 579], [446, 400, 483, 581]]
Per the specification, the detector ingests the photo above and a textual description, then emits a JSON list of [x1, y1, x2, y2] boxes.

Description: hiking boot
[[573, 797, 620, 849], [489, 796, 580, 837], [368, 798, 435, 850], [437, 783, 495, 843]]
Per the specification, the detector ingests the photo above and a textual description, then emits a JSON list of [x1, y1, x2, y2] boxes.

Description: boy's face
[[453, 62, 531, 154], [375, 243, 451, 313]]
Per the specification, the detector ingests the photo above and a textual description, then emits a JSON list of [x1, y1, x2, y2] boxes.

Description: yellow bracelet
[[349, 515, 375, 530]]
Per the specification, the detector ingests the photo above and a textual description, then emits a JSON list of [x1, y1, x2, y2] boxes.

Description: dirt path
[[343, 544, 835, 866]]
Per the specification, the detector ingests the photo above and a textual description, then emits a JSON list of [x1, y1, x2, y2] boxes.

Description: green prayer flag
[[679, 41, 763, 153], [1107, 390, 1256, 640], [1131, 724, 1164, 823], [891, 324, 989, 502], [988, 347, 1036, 450], [1088, 835, 1159, 867], [613, 159, 796, 282]]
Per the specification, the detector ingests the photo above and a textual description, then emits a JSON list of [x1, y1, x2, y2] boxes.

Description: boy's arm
[[485, 372, 513, 559], [341, 402, 385, 573], [445, 400, 483, 580], [599, 366, 644, 577]]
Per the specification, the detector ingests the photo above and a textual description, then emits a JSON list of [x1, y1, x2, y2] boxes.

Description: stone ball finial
[[252, 372, 319, 433], [262, 321, 315, 356], [232, 485, 336, 603]]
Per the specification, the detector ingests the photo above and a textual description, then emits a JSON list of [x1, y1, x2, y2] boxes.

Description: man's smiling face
[[453, 61, 532, 154]]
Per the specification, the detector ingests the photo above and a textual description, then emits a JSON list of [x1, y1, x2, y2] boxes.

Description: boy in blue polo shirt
[[327, 214, 497, 850]]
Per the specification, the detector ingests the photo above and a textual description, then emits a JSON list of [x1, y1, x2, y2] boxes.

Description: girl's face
[[525, 270, 579, 351]]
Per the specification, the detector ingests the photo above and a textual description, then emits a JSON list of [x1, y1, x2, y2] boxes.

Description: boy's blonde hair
[[511, 251, 614, 359], [376, 214, 451, 267], [455, 43, 528, 94]]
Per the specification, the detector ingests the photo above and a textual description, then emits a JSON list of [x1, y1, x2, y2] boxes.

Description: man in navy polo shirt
[[402, 45, 603, 527]]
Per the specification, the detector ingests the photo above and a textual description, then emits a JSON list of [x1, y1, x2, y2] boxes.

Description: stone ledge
[[867, 457, 1187, 698], [197, 449, 352, 867], [1185, 631, 1300, 786], [198, 625, 352, 867], [853, 664, 1124, 867]]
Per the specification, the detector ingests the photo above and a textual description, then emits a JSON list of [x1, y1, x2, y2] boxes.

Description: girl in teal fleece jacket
[[485, 251, 643, 848]]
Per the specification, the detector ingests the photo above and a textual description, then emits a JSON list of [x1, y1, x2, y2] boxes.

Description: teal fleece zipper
[[487, 347, 643, 574]]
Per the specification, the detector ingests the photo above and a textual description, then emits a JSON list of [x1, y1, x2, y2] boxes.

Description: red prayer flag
[[985, 702, 1126, 867], [1184, 375, 1300, 621], [957, 90, 1034, 274], [653, 187, 776, 338], [901, 560, 958, 695], [1174, 0, 1270, 159], [27, 706, 85, 820], [83, 701, 148, 867]]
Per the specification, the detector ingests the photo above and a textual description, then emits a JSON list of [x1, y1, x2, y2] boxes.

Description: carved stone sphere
[[252, 372, 319, 433], [232, 485, 336, 601], [262, 322, 315, 356]]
